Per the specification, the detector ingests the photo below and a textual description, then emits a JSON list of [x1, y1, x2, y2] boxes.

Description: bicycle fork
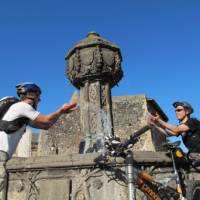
[[170, 150, 186, 200], [125, 150, 137, 200]]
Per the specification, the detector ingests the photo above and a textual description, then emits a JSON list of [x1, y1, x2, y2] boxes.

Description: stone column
[[65, 32, 123, 153]]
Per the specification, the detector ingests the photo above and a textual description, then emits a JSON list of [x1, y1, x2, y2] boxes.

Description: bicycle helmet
[[16, 82, 42, 97], [172, 101, 194, 114]]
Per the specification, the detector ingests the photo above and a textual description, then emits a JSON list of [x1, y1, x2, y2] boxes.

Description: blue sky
[[0, 1, 200, 150]]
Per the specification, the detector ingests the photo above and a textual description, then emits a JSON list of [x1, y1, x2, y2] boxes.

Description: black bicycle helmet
[[172, 101, 194, 114], [16, 82, 42, 97]]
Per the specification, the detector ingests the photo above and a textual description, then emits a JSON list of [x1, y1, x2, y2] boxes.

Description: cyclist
[[148, 101, 200, 153], [0, 82, 76, 199]]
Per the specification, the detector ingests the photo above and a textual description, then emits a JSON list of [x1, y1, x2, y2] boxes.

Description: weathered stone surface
[[6, 152, 173, 170], [39, 179, 70, 200], [112, 95, 167, 152], [38, 95, 167, 155], [65, 32, 123, 89], [37, 108, 81, 155]]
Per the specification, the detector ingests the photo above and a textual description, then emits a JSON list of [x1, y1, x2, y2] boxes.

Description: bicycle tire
[[157, 188, 179, 200], [186, 180, 200, 200]]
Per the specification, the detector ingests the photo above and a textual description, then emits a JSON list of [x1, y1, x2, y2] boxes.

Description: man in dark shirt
[[148, 101, 200, 152]]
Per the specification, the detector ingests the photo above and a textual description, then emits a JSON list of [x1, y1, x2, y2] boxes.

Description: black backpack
[[0, 96, 29, 134]]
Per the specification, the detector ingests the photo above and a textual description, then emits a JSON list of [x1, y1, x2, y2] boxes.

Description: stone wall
[[6, 152, 200, 200], [112, 95, 167, 152], [37, 106, 81, 156], [38, 95, 167, 156]]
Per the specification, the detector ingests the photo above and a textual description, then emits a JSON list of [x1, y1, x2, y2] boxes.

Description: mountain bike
[[94, 125, 200, 200]]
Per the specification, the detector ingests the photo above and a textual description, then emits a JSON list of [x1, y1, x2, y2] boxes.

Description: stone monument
[[66, 32, 123, 153], [38, 32, 167, 155]]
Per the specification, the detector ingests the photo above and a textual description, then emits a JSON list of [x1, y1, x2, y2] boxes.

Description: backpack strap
[[0, 97, 29, 134], [0, 117, 29, 134]]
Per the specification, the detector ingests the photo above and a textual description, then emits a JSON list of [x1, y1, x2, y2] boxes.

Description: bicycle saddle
[[162, 141, 181, 149]]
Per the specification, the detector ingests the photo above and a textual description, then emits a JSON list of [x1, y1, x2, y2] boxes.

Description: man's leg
[[0, 151, 8, 200]]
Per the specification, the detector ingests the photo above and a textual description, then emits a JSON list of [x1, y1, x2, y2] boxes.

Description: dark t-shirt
[[182, 118, 200, 152]]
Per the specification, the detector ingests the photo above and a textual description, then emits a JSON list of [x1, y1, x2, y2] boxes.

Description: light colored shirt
[[0, 101, 39, 159]]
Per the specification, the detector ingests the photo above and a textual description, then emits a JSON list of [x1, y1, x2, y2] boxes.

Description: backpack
[[0, 96, 29, 134]]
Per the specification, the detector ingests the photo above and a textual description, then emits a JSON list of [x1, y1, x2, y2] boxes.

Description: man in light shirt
[[0, 82, 76, 199]]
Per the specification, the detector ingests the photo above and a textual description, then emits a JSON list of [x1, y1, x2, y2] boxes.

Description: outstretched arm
[[149, 121, 177, 136], [148, 113, 190, 135], [31, 103, 76, 130]]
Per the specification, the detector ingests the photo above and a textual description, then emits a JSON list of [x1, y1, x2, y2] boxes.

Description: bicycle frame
[[125, 150, 162, 200], [125, 151, 184, 200], [124, 147, 186, 200], [95, 126, 192, 200], [170, 148, 184, 199]]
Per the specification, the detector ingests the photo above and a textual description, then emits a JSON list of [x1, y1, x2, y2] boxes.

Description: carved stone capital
[[66, 32, 123, 88]]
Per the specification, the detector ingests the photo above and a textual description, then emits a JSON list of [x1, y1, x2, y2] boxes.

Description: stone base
[[6, 152, 200, 200]]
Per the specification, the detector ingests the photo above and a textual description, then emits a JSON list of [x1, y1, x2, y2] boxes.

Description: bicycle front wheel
[[186, 180, 200, 200], [157, 188, 179, 200]]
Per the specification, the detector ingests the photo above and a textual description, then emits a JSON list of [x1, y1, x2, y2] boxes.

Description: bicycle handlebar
[[121, 125, 150, 149], [98, 125, 151, 161]]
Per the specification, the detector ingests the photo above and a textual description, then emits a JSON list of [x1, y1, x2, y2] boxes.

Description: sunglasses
[[175, 109, 184, 112]]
